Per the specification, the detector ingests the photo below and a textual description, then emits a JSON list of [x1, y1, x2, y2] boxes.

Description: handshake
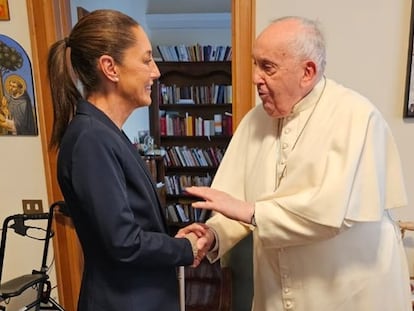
[[176, 222, 215, 267], [173, 186, 255, 267]]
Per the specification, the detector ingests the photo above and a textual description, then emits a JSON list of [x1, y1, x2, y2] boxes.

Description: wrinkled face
[[252, 22, 309, 118], [116, 26, 160, 108]]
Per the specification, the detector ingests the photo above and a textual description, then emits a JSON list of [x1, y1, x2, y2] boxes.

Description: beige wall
[[0, 0, 57, 302], [256, 0, 414, 273]]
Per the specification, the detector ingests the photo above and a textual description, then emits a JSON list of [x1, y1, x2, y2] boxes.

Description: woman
[[47, 9, 204, 311]]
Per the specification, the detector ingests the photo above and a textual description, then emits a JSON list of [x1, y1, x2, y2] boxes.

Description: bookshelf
[[149, 61, 232, 227]]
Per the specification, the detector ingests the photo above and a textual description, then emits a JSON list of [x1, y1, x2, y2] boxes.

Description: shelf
[[159, 103, 232, 110], [149, 60, 231, 225], [165, 166, 218, 172], [161, 135, 230, 145], [154, 61, 231, 75]]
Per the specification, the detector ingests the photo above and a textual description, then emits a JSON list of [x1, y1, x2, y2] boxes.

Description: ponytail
[[47, 38, 82, 150]]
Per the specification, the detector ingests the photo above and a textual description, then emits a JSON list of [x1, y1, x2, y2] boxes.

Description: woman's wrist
[[184, 232, 198, 259]]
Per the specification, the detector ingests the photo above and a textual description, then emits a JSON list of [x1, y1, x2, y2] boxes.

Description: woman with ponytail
[[47, 9, 205, 311]]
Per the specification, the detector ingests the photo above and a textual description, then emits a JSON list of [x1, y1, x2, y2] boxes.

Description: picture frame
[[404, 1, 414, 118], [0, 0, 9, 21], [0, 34, 39, 136]]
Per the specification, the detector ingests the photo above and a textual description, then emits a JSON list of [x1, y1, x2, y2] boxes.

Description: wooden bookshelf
[[149, 61, 232, 227]]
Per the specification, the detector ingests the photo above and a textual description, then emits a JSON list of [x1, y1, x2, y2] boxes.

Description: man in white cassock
[[179, 16, 411, 311]]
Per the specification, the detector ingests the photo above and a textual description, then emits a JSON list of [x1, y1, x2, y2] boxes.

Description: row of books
[[166, 202, 210, 223], [164, 174, 212, 196], [159, 84, 232, 105], [160, 112, 233, 137], [162, 146, 226, 168], [157, 44, 232, 62]]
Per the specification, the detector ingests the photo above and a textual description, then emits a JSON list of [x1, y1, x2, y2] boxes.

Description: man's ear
[[301, 60, 317, 86], [304, 60, 317, 79], [98, 55, 119, 82]]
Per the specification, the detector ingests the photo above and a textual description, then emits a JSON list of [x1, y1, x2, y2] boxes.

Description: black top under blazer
[[57, 100, 193, 311]]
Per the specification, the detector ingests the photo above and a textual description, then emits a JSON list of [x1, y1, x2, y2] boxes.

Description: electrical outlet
[[22, 199, 44, 214]]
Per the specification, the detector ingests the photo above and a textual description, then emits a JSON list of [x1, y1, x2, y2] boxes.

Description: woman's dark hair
[[47, 9, 139, 149]]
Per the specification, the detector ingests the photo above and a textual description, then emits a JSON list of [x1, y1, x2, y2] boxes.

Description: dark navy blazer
[[57, 100, 193, 311]]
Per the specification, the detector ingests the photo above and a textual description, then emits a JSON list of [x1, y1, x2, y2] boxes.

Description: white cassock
[[206, 78, 411, 311]]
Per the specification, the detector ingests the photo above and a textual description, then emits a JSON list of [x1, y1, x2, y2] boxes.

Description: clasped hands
[[175, 186, 255, 267], [176, 223, 215, 267]]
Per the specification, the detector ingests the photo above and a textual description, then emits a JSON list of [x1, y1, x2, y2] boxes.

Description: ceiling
[[146, 0, 230, 14]]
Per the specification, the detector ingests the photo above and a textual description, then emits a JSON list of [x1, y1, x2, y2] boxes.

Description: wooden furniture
[[149, 61, 232, 226], [149, 61, 233, 311], [185, 260, 232, 311]]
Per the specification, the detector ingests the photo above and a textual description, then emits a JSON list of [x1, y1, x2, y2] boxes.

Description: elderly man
[[180, 16, 411, 311]]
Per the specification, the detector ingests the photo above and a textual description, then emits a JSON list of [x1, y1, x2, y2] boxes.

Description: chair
[[0, 201, 66, 310]]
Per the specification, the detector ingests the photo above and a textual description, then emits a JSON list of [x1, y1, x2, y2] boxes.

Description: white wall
[[256, 0, 414, 273]]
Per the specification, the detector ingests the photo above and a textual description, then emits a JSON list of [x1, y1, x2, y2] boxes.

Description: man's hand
[[184, 186, 255, 224]]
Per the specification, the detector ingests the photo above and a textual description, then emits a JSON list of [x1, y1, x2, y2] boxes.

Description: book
[[177, 98, 194, 104], [166, 204, 179, 222], [203, 119, 212, 138], [185, 113, 194, 136], [175, 204, 190, 222], [213, 114, 222, 135], [159, 110, 166, 136]]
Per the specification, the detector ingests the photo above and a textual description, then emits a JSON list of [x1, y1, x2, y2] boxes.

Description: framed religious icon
[[0, 0, 9, 21], [0, 34, 38, 135], [404, 1, 414, 118]]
